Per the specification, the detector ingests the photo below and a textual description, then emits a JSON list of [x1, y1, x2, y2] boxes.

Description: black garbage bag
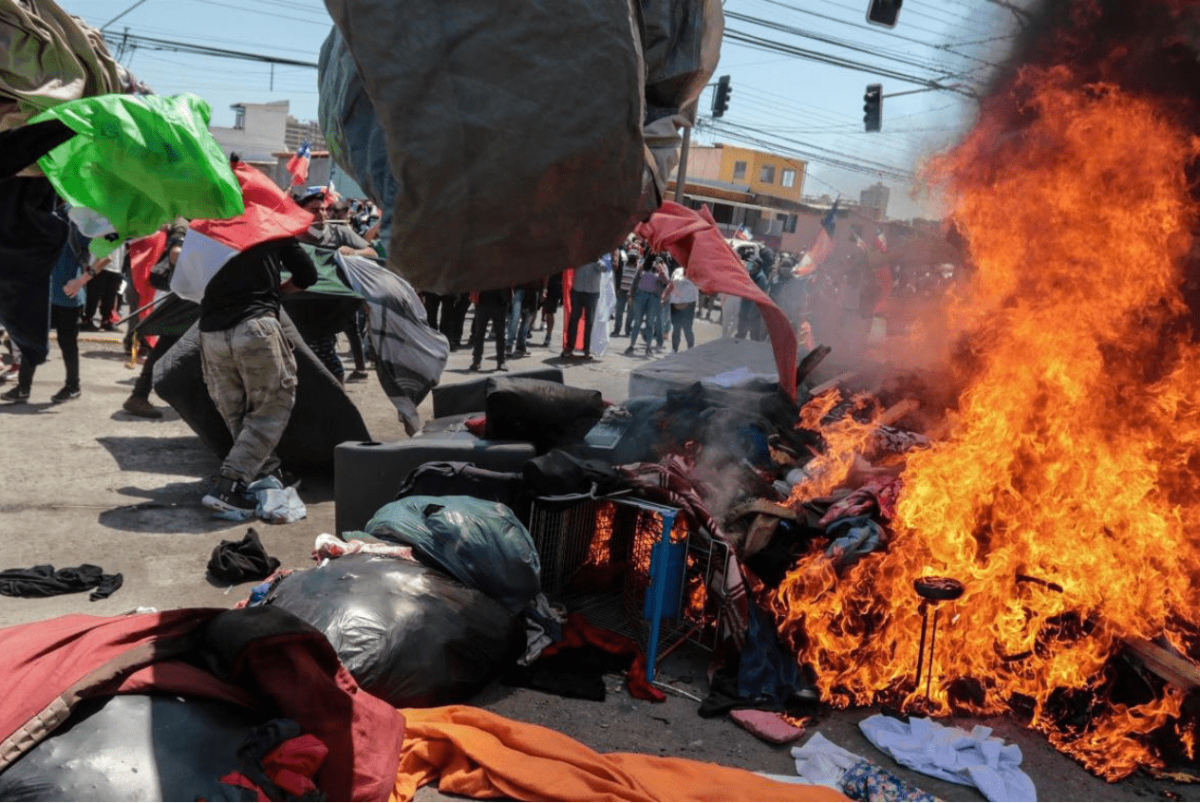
[[152, 310, 370, 471], [363, 495, 540, 614], [0, 694, 275, 801], [485, 377, 605, 454], [266, 554, 523, 708], [320, 0, 650, 294], [393, 461, 530, 523]]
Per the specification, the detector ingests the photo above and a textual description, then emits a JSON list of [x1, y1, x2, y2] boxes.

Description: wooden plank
[[879, 398, 920, 427], [1124, 637, 1200, 691], [808, 370, 858, 397]]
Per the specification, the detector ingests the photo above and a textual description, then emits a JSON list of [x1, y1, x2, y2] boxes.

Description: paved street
[[0, 314, 1192, 801]]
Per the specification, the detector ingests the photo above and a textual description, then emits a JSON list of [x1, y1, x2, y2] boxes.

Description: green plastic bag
[[30, 93, 244, 257]]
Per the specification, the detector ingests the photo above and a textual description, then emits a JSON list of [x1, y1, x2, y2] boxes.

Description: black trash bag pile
[[0, 694, 278, 801], [362, 495, 540, 614], [267, 554, 524, 708]]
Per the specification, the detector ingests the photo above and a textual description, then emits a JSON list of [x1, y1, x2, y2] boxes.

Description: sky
[[56, 0, 1025, 221]]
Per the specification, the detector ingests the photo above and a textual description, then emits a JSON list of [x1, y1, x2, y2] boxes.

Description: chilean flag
[[286, 140, 311, 186], [874, 225, 889, 253], [795, 199, 839, 277], [170, 160, 313, 302]]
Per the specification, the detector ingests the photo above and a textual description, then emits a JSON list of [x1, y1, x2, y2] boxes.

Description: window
[[732, 160, 747, 181], [759, 164, 776, 183], [781, 169, 796, 188], [785, 214, 798, 233]]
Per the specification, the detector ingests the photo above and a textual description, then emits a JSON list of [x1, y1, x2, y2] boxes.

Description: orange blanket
[[393, 705, 845, 802]]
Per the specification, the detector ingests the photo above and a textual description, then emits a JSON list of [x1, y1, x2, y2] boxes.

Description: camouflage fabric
[[199, 315, 297, 483]]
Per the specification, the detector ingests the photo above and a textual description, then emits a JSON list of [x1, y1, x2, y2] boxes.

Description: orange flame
[[771, 66, 1200, 779]]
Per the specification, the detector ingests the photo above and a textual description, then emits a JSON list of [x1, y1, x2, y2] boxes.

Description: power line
[[102, 31, 319, 67], [724, 28, 979, 96]]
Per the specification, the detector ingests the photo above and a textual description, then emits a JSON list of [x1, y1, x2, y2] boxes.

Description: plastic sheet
[[267, 554, 523, 708], [364, 495, 540, 614], [0, 694, 268, 801]]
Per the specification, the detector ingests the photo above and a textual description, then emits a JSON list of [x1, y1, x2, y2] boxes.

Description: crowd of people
[[0, 161, 959, 517]]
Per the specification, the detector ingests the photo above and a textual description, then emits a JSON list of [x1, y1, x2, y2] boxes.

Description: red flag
[[286, 141, 311, 186], [171, 161, 314, 302], [874, 225, 888, 253], [636, 202, 798, 401], [795, 200, 839, 277]]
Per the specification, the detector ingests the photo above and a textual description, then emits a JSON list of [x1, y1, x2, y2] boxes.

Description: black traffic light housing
[[866, 0, 902, 27], [863, 84, 882, 132], [712, 75, 732, 118]]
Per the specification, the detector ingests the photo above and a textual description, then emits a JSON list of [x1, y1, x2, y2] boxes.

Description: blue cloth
[[824, 515, 885, 568], [50, 226, 90, 309]]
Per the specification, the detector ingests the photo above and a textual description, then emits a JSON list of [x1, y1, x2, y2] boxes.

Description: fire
[[771, 60, 1200, 780], [788, 390, 886, 505]]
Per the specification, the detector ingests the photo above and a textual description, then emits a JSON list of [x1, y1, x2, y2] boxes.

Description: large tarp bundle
[[153, 311, 371, 471], [318, 0, 722, 293]]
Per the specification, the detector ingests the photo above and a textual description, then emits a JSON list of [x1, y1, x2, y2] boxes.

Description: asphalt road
[[0, 312, 1194, 801]]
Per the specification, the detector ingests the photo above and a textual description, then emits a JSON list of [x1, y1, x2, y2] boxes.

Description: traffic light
[[863, 84, 882, 132], [712, 75, 732, 118], [866, 0, 902, 27]]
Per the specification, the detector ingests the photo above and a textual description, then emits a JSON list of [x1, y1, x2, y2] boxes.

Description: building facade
[[859, 182, 890, 220]]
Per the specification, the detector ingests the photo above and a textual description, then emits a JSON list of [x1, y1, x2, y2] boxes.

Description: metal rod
[[115, 291, 174, 327], [926, 605, 941, 700], [914, 600, 929, 691]]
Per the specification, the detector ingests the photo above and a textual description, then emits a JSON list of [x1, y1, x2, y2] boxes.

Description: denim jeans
[[626, 289, 658, 348]]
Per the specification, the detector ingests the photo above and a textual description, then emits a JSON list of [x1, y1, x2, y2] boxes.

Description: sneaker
[[582, 352, 593, 361], [50, 385, 81, 404], [202, 476, 257, 513], [2, 385, 30, 403], [624, 346, 635, 355], [561, 350, 574, 359], [79, 321, 97, 332], [346, 370, 369, 382], [258, 468, 302, 490], [497, 361, 509, 372], [645, 345, 653, 357], [123, 395, 163, 419], [468, 361, 481, 372]]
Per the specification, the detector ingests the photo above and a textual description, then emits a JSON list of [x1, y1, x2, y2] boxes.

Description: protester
[[123, 219, 188, 419], [2, 221, 90, 404], [507, 277, 541, 357], [562, 256, 607, 360], [737, 248, 770, 341], [468, 288, 511, 372], [624, 252, 668, 356], [612, 244, 639, 337], [79, 242, 123, 332], [540, 271, 563, 347], [663, 266, 698, 352], [197, 231, 318, 513]]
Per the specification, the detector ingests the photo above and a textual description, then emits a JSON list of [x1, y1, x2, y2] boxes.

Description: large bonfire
[[774, 0, 1200, 780]]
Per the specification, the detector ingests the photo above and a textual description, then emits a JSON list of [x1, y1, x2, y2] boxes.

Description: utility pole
[[673, 127, 691, 204]]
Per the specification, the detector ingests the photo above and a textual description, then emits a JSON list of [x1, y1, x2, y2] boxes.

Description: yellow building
[[686, 144, 806, 204]]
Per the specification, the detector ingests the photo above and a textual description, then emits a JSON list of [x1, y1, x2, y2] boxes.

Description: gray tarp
[[337, 252, 449, 435], [320, 0, 651, 293]]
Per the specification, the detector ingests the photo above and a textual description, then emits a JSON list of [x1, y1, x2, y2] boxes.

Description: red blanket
[[635, 202, 798, 401]]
